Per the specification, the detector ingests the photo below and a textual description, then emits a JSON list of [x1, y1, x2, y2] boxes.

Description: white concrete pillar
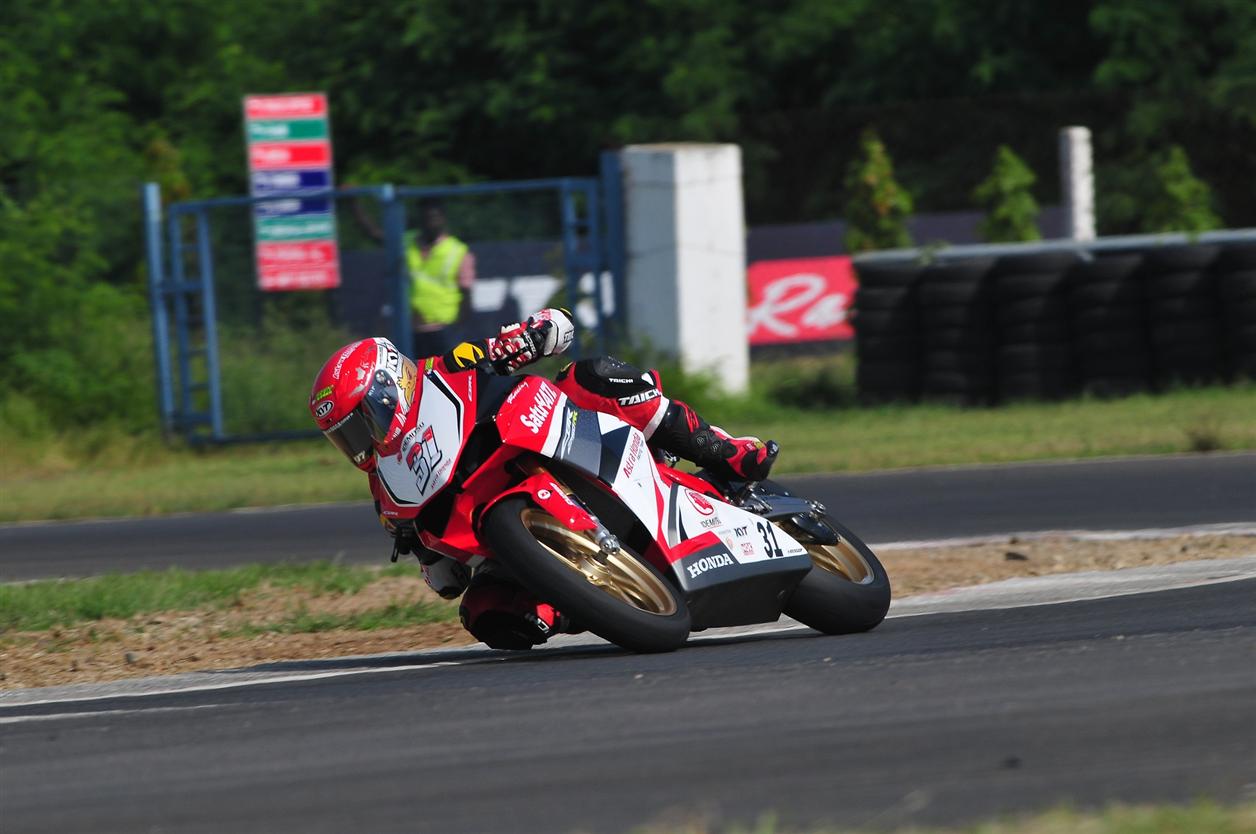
[[1059, 126, 1096, 241], [619, 143, 749, 393]]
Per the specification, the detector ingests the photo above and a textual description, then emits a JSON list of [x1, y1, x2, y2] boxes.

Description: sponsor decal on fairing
[[686, 552, 734, 579], [520, 383, 560, 434], [687, 491, 715, 517], [621, 432, 644, 478]]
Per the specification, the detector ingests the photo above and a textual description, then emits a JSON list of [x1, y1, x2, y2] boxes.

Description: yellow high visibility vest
[[406, 236, 468, 325]]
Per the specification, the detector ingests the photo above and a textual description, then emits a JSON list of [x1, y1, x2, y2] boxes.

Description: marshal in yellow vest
[[407, 236, 469, 325]]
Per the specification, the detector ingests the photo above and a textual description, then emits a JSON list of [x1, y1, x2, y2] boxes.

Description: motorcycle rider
[[309, 308, 778, 649]]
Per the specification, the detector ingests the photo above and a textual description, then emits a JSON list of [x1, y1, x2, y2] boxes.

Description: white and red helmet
[[310, 338, 418, 470]]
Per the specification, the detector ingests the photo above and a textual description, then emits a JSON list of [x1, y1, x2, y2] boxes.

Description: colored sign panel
[[244, 93, 338, 291], [251, 170, 331, 192], [746, 256, 857, 345], [255, 241, 340, 290], [245, 94, 327, 120], [249, 141, 333, 170], [254, 196, 331, 217], [246, 119, 329, 142]]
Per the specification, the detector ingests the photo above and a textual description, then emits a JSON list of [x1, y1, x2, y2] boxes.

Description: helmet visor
[[360, 370, 402, 442], [323, 410, 375, 466]]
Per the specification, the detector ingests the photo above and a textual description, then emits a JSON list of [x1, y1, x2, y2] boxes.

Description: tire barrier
[[852, 262, 925, 403], [991, 251, 1081, 401], [1214, 244, 1256, 381], [917, 258, 996, 404], [1138, 245, 1222, 388], [1067, 253, 1149, 397], [852, 241, 1256, 404]]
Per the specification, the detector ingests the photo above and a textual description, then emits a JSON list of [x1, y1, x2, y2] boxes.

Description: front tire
[[482, 496, 691, 653], [780, 516, 891, 634]]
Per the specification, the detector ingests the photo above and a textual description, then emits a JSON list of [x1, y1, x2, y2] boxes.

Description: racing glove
[[489, 307, 575, 371]]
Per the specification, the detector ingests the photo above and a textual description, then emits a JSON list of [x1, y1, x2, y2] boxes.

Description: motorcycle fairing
[[496, 375, 811, 626], [375, 366, 477, 515]]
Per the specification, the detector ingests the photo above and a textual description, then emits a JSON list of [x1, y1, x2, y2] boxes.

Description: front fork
[[510, 459, 622, 557]]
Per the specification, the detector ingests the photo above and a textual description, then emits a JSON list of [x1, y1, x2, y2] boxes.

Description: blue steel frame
[[141, 178, 618, 442]]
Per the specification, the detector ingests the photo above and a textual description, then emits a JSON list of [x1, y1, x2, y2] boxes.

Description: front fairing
[[374, 365, 478, 515]]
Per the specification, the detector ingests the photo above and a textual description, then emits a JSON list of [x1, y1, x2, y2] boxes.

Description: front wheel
[[779, 516, 891, 634], [482, 496, 691, 653]]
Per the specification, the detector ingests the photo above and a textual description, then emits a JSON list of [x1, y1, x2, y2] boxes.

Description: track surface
[[2, 579, 1253, 833], [3, 452, 1254, 579]]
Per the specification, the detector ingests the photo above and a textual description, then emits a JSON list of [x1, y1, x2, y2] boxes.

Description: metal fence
[[143, 175, 619, 443]]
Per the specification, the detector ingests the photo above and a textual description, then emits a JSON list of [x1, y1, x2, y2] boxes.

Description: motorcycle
[[376, 361, 891, 653]]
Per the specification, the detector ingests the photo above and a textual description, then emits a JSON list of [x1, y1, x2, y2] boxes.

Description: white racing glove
[[489, 307, 575, 371]]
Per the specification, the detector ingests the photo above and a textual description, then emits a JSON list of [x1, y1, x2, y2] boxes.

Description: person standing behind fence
[[408, 201, 477, 356]]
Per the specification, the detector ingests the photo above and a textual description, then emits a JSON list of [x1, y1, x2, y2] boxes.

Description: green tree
[[973, 146, 1040, 242], [1142, 145, 1221, 233], [842, 129, 913, 252]]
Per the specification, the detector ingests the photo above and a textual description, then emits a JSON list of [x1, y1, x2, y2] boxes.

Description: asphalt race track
[[3, 452, 1255, 580], [2, 577, 1254, 833]]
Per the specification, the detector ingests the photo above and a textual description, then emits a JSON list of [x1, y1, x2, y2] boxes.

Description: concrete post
[[1059, 126, 1096, 241], [619, 143, 749, 393]]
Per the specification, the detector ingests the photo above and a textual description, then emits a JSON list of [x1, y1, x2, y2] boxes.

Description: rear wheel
[[482, 496, 691, 653], [778, 516, 891, 634]]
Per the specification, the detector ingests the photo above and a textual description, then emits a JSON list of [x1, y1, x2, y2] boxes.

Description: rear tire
[[483, 496, 691, 653], [779, 516, 891, 634]]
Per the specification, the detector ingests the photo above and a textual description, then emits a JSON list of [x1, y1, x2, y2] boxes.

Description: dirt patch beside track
[[2, 533, 1253, 690]]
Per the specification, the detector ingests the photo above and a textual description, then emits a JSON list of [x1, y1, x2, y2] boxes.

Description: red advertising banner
[[255, 241, 340, 291], [746, 256, 857, 345], [248, 141, 332, 170], [244, 93, 328, 120]]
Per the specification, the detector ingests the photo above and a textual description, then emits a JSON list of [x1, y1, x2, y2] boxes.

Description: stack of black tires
[[991, 252, 1081, 400], [1066, 253, 1150, 397], [1214, 245, 1256, 380], [916, 258, 996, 404], [1138, 246, 1223, 387], [851, 262, 925, 402], [852, 240, 1256, 405]]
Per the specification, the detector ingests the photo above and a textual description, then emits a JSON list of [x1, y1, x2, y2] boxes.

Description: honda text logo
[[687, 552, 733, 579]]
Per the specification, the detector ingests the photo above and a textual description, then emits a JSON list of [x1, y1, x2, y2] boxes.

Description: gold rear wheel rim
[[777, 521, 875, 585], [520, 509, 678, 616]]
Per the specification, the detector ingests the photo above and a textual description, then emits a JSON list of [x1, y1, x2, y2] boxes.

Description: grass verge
[[3, 363, 1254, 522], [631, 801, 1256, 833], [0, 562, 430, 632]]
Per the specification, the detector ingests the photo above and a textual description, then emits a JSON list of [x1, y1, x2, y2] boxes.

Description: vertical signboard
[[244, 93, 340, 291]]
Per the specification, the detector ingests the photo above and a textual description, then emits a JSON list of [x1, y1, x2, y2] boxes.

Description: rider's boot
[[459, 571, 581, 650], [650, 401, 779, 482]]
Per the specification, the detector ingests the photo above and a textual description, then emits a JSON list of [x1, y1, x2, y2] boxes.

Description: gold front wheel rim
[[778, 521, 876, 585], [521, 509, 678, 616]]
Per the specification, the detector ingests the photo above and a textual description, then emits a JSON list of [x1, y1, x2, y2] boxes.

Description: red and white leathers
[[311, 308, 777, 650]]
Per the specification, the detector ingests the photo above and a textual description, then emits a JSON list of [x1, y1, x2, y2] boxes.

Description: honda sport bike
[[377, 364, 891, 653]]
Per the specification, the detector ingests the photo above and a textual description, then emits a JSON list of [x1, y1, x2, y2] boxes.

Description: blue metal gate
[[142, 176, 621, 442]]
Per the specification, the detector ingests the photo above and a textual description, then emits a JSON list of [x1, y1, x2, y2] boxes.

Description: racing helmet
[[310, 338, 419, 470]]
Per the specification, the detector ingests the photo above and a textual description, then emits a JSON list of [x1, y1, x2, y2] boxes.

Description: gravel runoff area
[[2, 531, 1254, 690]]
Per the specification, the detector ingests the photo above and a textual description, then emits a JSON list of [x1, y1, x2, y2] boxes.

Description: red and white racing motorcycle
[[377, 363, 891, 653]]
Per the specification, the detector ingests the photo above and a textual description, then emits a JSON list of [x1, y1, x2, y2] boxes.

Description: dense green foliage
[[974, 146, 1042, 242], [3, 0, 1255, 435], [1142, 146, 1223, 234], [842, 130, 913, 252]]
